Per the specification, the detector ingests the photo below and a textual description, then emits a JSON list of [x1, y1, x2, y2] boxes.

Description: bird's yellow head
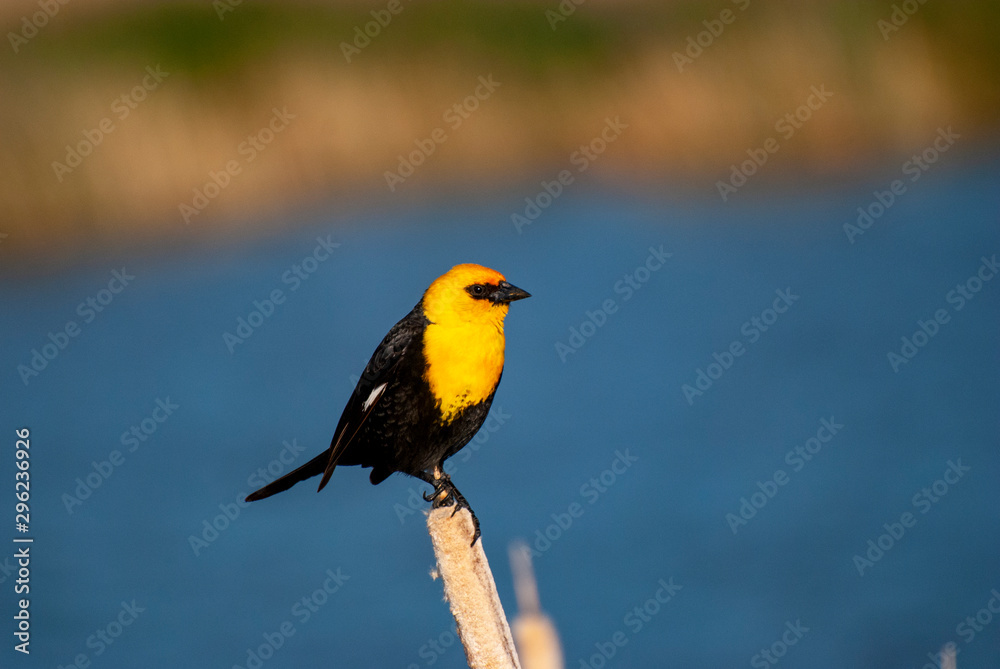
[[420, 264, 530, 422], [421, 263, 531, 331]]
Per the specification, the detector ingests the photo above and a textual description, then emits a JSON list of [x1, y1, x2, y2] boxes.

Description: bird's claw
[[423, 474, 482, 546]]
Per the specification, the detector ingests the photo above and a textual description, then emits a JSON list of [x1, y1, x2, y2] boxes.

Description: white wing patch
[[362, 383, 387, 412]]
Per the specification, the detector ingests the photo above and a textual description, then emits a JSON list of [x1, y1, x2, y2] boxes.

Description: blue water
[[2, 158, 998, 669]]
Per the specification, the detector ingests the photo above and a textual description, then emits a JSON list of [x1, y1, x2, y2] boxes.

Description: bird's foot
[[422, 477, 449, 503], [421, 473, 481, 546]]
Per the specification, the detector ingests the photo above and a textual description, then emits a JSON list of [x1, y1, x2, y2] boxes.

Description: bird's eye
[[466, 284, 492, 300]]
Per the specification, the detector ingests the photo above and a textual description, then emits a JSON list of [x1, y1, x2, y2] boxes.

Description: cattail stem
[[426, 505, 521, 669]]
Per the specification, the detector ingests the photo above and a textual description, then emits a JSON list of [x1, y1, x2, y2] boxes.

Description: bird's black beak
[[492, 281, 531, 304]]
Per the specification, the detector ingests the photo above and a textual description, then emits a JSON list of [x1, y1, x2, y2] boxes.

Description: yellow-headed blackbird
[[246, 263, 530, 543]]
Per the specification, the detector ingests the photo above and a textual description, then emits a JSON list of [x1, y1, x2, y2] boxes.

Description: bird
[[245, 263, 530, 544]]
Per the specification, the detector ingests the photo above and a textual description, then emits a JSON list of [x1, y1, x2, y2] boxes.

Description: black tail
[[245, 451, 331, 502]]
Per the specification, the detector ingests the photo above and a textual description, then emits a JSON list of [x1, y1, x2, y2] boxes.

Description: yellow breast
[[422, 317, 506, 423]]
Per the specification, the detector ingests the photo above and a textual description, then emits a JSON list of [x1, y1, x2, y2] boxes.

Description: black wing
[[315, 304, 427, 491], [245, 304, 426, 502]]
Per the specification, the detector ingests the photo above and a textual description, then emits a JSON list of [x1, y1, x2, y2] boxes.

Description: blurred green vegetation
[[3, 0, 999, 264], [21, 1, 997, 87], [29, 1, 619, 78]]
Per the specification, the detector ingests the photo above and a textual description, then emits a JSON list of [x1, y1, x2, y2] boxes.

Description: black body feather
[[245, 301, 497, 502]]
